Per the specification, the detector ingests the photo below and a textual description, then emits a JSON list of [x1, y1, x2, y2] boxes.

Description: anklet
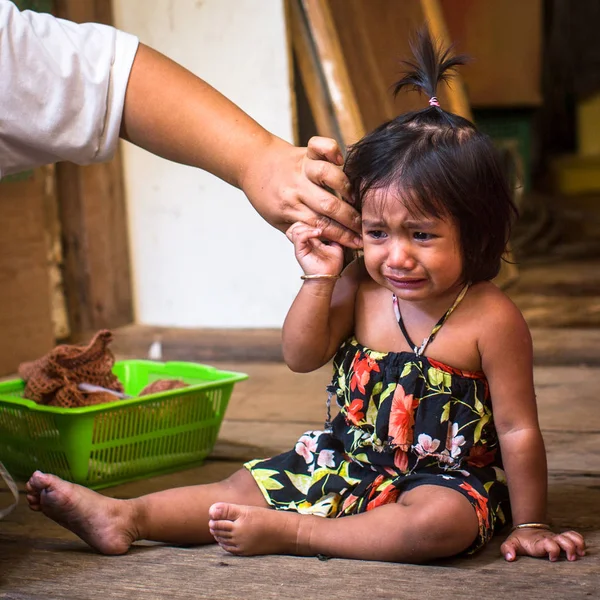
[[512, 522, 551, 532], [300, 274, 341, 280]]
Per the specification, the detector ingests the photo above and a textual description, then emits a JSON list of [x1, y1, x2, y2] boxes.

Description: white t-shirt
[[0, 0, 139, 179]]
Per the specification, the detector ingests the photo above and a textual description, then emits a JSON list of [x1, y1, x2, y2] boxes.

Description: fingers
[[303, 137, 362, 246], [300, 170, 361, 247], [303, 156, 352, 203], [306, 136, 344, 165], [552, 531, 586, 561], [285, 222, 322, 246], [563, 530, 586, 556], [501, 538, 521, 562], [503, 530, 587, 563]]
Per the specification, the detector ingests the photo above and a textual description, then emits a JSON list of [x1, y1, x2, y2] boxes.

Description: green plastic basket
[[0, 360, 247, 489]]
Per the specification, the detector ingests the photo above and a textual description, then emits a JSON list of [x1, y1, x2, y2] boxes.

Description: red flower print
[[389, 385, 419, 449], [428, 357, 484, 380], [340, 493, 359, 514], [346, 398, 365, 425], [467, 445, 497, 468], [367, 481, 400, 511], [368, 475, 385, 500], [394, 447, 409, 473], [350, 353, 381, 394], [459, 481, 489, 532]]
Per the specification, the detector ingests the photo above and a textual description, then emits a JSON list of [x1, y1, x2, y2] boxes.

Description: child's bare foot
[[208, 502, 309, 556], [26, 471, 137, 555]]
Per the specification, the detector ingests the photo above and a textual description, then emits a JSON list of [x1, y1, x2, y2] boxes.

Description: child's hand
[[286, 222, 344, 277], [501, 527, 586, 562]]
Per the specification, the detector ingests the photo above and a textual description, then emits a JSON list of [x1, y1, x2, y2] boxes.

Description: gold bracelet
[[300, 274, 341, 280], [512, 522, 551, 532]]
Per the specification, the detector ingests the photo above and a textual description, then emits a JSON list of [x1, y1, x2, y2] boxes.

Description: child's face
[[361, 189, 464, 304]]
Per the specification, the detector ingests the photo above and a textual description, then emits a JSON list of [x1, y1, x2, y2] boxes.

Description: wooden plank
[[0, 172, 55, 376], [442, 0, 543, 107], [301, 0, 365, 144], [535, 366, 600, 431], [53, 0, 134, 338], [41, 164, 71, 340], [530, 328, 600, 366], [111, 325, 285, 362], [287, 0, 340, 142], [544, 431, 600, 474], [0, 528, 598, 600]]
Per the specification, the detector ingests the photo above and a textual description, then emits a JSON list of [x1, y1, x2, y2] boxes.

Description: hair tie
[[429, 96, 440, 107]]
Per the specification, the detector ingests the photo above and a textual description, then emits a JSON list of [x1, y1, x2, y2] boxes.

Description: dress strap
[[392, 284, 470, 356]]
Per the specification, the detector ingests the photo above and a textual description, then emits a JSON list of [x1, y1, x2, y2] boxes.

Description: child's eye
[[413, 231, 434, 241], [367, 230, 387, 240]]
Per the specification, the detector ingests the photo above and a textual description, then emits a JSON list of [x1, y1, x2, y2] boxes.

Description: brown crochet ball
[[139, 379, 188, 396], [18, 329, 124, 408]]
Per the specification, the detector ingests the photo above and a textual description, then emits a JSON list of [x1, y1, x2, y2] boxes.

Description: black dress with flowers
[[245, 289, 510, 552]]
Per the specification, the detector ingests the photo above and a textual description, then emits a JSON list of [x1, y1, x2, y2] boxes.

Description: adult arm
[[0, 2, 360, 246], [0, 1, 138, 176]]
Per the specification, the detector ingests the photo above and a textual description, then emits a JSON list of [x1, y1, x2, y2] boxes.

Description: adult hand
[[240, 136, 362, 249]]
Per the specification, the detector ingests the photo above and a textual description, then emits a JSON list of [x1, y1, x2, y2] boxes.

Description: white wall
[[113, 0, 301, 327]]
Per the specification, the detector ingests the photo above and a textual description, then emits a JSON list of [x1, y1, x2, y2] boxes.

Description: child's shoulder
[[468, 281, 526, 324], [467, 281, 531, 346]]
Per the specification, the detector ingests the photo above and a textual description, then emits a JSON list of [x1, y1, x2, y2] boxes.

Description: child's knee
[[397, 490, 479, 560]]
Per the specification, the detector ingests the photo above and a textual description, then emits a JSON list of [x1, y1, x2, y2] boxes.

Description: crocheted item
[[18, 330, 124, 408], [140, 379, 188, 396]]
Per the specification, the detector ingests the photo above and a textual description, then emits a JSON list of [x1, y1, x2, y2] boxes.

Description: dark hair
[[344, 29, 517, 283]]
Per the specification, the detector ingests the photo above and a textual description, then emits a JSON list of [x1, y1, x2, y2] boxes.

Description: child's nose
[[386, 241, 415, 270]]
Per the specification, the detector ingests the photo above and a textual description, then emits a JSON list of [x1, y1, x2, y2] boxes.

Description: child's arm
[[479, 293, 585, 562], [282, 223, 360, 372]]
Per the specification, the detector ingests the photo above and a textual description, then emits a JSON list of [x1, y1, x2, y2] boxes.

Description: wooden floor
[[1, 261, 600, 598]]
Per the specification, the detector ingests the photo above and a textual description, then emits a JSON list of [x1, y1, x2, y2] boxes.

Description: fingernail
[[354, 237, 363, 247]]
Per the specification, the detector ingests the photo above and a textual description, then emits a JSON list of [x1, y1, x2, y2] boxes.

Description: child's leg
[[26, 468, 268, 555], [209, 484, 479, 563]]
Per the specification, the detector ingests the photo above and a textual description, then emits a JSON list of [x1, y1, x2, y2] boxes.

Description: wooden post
[[300, 0, 366, 145], [53, 0, 134, 338]]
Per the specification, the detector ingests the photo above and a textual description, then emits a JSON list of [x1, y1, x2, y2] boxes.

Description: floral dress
[[245, 286, 510, 552]]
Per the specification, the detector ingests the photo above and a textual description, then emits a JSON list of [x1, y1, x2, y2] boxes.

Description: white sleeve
[[0, 0, 139, 178]]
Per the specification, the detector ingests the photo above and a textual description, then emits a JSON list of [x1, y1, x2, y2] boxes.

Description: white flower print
[[414, 433, 441, 456], [447, 422, 466, 459], [295, 434, 318, 465], [317, 449, 336, 469]]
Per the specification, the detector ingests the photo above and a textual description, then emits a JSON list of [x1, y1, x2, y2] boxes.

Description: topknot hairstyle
[[344, 29, 517, 283]]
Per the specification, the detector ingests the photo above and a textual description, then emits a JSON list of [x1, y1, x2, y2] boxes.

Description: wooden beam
[[287, 0, 340, 143], [53, 0, 134, 337], [0, 173, 55, 375], [300, 0, 366, 145]]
